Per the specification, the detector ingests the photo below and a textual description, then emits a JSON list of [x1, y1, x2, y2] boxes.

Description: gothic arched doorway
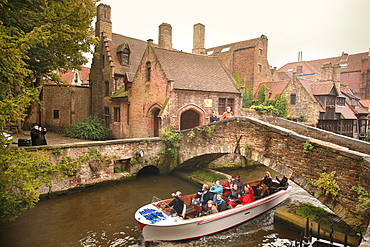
[[180, 110, 200, 130], [153, 108, 161, 137]]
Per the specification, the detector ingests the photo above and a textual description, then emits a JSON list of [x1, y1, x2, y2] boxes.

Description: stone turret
[[192, 23, 206, 55], [158, 23, 172, 50], [95, 4, 112, 40]]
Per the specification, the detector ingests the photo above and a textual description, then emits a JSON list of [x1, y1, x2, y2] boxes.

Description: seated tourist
[[222, 177, 235, 197], [204, 200, 218, 216], [215, 193, 228, 212], [228, 184, 242, 208], [210, 180, 223, 201], [253, 183, 270, 200], [262, 171, 273, 188], [270, 176, 289, 193], [197, 184, 211, 211], [238, 185, 254, 205], [165, 191, 185, 217]]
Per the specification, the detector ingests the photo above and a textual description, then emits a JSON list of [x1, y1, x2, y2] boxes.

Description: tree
[[0, 0, 98, 222], [0, 0, 98, 127]]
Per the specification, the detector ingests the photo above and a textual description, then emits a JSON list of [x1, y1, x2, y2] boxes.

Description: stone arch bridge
[[32, 117, 370, 234]]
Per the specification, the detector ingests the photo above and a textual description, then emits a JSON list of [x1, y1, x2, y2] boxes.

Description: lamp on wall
[[136, 150, 144, 158]]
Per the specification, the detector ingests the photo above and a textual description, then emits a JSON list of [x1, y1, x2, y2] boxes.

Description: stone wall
[[36, 138, 164, 195], [263, 117, 370, 155]]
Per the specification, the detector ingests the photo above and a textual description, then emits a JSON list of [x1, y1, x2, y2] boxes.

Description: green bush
[[296, 203, 335, 220], [65, 116, 110, 141]]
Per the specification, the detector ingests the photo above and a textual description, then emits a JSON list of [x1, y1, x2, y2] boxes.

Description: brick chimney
[[95, 4, 112, 40], [320, 63, 340, 82], [192, 23, 206, 55], [158, 23, 172, 49]]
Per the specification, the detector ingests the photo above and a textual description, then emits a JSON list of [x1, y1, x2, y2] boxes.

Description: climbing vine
[[160, 126, 181, 158], [187, 129, 196, 142], [204, 125, 216, 138], [315, 171, 340, 197], [351, 186, 370, 218], [303, 141, 314, 153]]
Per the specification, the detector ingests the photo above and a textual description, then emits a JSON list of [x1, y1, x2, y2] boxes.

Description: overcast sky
[[95, 0, 370, 69]]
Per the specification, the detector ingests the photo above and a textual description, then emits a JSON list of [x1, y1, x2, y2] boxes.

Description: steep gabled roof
[[153, 47, 240, 94], [108, 33, 148, 76], [60, 67, 90, 85]]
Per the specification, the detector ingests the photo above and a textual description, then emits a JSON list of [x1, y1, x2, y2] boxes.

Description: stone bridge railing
[[177, 117, 370, 229]]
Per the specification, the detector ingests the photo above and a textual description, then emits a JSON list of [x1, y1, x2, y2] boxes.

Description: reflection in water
[[0, 166, 303, 246]]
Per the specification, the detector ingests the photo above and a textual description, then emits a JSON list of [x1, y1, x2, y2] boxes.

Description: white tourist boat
[[134, 179, 292, 242]]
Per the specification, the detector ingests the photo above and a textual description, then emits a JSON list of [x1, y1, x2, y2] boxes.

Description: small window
[[339, 63, 348, 68], [104, 107, 110, 128], [258, 48, 263, 56], [287, 68, 294, 72], [218, 98, 234, 114], [114, 107, 121, 122], [146, 61, 151, 81], [290, 94, 296, 105], [258, 64, 262, 73], [104, 81, 109, 96], [53, 109, 60, 119], [221, 47, 230, 53], [207, 50, 214, 55]]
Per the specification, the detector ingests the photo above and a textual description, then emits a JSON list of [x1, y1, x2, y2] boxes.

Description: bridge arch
[[176, 117, 370, 230]]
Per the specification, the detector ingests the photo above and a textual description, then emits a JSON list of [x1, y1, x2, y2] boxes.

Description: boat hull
[[135, 186, 291, 242]]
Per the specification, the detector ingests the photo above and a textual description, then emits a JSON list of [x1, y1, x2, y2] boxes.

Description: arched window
[[146, 61, 151, 81]]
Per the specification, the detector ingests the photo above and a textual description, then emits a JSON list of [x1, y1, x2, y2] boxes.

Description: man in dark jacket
[[30, 123, 47, 146], [165, 191, 184, 217]]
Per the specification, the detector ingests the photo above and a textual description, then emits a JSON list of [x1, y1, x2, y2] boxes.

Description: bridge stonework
[[178, 117, 370, 228]]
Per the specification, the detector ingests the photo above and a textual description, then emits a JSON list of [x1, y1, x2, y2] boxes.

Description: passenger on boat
[[270, 176, 289, 193], [197, 184, 211, 211], [210, 180, 223, 201], [228, 183, 242, 208], [165, 191, 185, 217], [204, 200, 218, 216], [238, 185, 254, 205], [222, 177, 235, 197], [215, 193, 229, 212], [233, 174, 244, 195], [261, 171, 273, 188], [253, 183, 270, 200]]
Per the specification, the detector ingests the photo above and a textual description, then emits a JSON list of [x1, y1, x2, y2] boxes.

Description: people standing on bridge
[[220, 106, 233, 120], [210, 180, 223, 201], [197, 184, 211, 211], [210, 110, 219, 123], [165, 191, 185, 217]]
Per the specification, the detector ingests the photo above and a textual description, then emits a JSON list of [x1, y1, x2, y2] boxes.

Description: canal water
[[0, 166, 320, 246]]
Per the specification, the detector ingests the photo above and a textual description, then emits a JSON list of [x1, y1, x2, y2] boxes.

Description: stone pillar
[[192, 23, 206, 55], [158, 23, 172, 50]]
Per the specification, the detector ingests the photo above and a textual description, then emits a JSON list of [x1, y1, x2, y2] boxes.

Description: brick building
[[128, 37, 241, 138], [278, 50, 370, 99], [41, 67, 90, 131], [206, 34, 273, 93], [258, 64, 369, 139]]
